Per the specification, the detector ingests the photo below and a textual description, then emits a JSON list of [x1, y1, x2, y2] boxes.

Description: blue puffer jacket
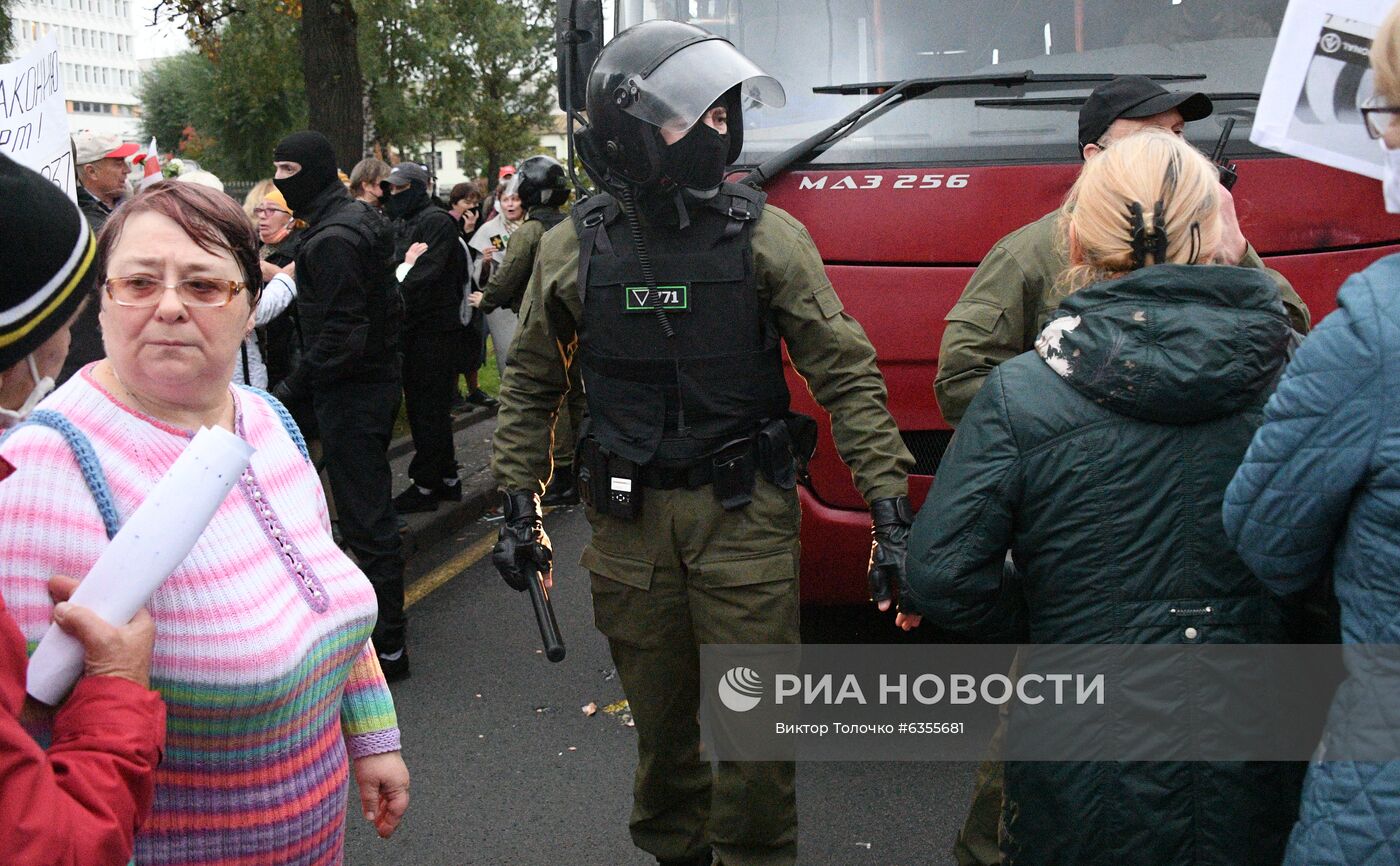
[[1224, 253, 1400, 866]]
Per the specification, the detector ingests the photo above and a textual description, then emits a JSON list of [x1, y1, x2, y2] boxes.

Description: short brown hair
[[349, 157, 391, 193], [449, 182, 481, 206], [97, 180, 262, 304]]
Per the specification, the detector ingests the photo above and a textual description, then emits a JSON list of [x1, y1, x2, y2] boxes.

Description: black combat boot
[[657, 850, 713, 866]]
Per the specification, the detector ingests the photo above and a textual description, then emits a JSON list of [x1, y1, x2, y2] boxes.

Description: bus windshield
[[615, 0, 1289, 167]]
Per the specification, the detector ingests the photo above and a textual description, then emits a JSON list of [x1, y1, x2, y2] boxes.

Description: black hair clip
[[1128, 200, 1169, 269]]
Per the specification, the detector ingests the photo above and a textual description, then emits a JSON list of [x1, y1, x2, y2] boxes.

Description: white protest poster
[[1253, 0, 1395, 179], [0, 36, 74, 201]]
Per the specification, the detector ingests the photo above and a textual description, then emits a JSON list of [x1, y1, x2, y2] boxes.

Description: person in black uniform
[[381, 162, 470, 514], [490, 21, 915, 866], [270, 131, 411, 681]]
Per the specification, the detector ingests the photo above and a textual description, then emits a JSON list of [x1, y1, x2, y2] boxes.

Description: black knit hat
[[273, 130, 341, 215], [0, 153, 94, 370]]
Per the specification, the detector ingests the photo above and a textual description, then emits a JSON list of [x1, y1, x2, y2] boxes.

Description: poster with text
[[0, 36, 74, 202], [1253, 0, 1393, 179]]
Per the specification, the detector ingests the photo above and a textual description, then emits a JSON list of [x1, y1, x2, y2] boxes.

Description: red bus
[[610, 0, 1400, 603]]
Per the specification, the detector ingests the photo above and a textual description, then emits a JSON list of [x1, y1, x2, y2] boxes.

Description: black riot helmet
[[507, 155, 571, 208], [578, 20, 786, 193]]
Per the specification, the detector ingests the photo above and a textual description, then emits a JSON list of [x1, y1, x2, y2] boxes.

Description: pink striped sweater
[[0, 368, 400, 865]]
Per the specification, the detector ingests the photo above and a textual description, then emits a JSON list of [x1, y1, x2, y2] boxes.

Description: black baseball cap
[[1078, 75, 1213, 153], [382, 162, 431, 189]]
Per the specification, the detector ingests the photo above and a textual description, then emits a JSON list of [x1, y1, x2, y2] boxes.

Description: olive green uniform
[[492, 204, 911, 866], [480, 208, 585, 479], [934, 211, 1312, 426], [934, 211, 1312, 866]]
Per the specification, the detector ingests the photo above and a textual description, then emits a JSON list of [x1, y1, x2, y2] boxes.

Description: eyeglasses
[[252, 205, 290, 217], [104, 276, 247, 308], [1361, 96, 1400, 139]]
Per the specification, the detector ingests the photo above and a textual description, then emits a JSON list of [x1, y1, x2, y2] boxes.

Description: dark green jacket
[[477, 206, 562, 315], [934, 211, 1313, 425], [908, 264, 1301, 866]]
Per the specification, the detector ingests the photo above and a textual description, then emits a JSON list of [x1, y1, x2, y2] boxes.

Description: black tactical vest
[[300, 200, 404, 363], [573, 183, 791, 466]]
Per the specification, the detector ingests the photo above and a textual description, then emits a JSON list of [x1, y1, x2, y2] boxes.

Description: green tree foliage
[[151, 0, 557, 181], [0, 0, 14, 59], [423, 0, 556, 181], [138, 52, 213, 157], [358, 0, 435, 157], [140, 3, 305, 181]]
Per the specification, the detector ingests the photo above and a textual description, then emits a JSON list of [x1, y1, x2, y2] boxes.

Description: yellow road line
[[404, 530, 498, 609]]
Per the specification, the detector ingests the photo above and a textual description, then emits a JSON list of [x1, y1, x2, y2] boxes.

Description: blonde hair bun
[[1058, 129, 1223, 295]]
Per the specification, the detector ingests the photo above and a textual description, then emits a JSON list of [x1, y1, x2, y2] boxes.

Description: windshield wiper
[[813, 71, 1205, 97], [976, 91, 1257, 109], [742, 72, 1206, 187]]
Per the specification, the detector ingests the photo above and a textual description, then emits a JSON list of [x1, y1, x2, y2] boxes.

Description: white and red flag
[[135, 137, 162, 189]]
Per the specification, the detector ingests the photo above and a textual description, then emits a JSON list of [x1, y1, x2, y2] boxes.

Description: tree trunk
[[299, 0, 365, 170]]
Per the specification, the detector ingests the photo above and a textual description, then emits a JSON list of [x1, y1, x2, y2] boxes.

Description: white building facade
[[7, 0, 143, 140]]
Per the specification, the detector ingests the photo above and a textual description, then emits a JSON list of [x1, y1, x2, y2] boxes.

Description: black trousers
[[314, 378, 407, 647], [403, 328, 465, 488]]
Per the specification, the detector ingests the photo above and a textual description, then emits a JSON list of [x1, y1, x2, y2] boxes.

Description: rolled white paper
[[26, 425, 255, 704]]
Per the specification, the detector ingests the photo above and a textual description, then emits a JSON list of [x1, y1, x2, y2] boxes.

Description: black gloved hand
[[867, 495, 915, 612], [493, 490, 553, 591]]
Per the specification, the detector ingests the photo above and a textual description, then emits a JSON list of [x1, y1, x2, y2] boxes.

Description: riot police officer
[[490, 20, 914, 866], [473, 156, 584, 505]]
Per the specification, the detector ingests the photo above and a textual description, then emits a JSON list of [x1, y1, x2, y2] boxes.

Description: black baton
[[526, 565, 566, 662]]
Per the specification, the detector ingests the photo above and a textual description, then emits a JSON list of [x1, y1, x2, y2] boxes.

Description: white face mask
[[0, 354, 56, 427], [1380, 138, 1400, 214]]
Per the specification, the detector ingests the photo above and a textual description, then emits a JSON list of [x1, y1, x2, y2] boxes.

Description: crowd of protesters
[[5, 1, 1400, 864]]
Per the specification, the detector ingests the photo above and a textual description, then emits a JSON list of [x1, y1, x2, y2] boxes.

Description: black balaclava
[[383, 181, 428, 220], [658, 120, 730, 192], [273, 131, 340, 215]]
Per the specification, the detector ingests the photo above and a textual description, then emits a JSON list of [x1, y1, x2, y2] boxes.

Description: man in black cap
[[270, 131, 412, 680], [935, 77, 1312, 866], [380, 161, 469, 514], [935, 75, 1311, 428]]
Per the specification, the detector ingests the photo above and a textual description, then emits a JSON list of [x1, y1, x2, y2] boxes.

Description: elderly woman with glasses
[[238, 185, 302, 391], [0, 181, 409, 866]]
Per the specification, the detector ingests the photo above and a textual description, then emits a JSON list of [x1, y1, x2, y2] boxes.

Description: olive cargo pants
[[582, 480, 801, 866]]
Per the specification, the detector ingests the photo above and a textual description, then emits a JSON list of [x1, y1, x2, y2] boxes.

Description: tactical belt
[[640, 437, 754, 492], [577, 415, 817, 517]]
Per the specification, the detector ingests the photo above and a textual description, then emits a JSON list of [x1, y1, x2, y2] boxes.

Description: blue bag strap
[[0, 409, 122, 540], [237, 385, 310, 462]]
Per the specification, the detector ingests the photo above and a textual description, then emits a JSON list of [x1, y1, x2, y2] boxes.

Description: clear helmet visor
[[620, 37, 787, 135]]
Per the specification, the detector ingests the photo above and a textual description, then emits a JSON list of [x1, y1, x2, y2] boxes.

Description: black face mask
[[272, 131, 340, 215], [659, 121, 730, 191], [384, 184, 427, 220]]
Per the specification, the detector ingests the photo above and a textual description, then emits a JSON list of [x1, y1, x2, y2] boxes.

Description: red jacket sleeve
[[0, 603, 165, 865]]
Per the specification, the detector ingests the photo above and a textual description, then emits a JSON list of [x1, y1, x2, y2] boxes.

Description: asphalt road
[[345, 503, 977, 866]]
